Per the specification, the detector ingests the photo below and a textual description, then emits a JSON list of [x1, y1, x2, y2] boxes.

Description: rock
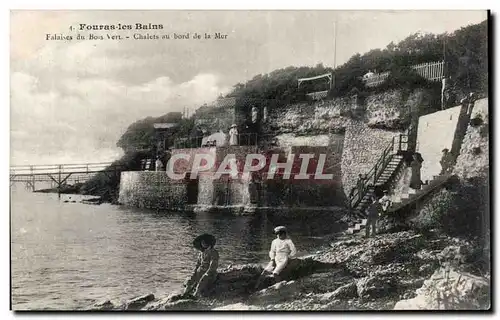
[[416, 248, 441, 261], [213, 264, 263, 299], [214, 258, 336, 299], [248, 280, 299, 305], [297, 269, 353, 294], [124, 293, 155, 310], [87, 300, 115, 310], [144, 298, 205, 311], [356, 275, 397, 299], [213, 302, 263, 310], [319, 282, 357, 301], [437, 245, 469, 265], [418, 263, 437, 276], [317, 231, 426, 276], [399, 278, 425, 291], [394, 267, 490, 310]]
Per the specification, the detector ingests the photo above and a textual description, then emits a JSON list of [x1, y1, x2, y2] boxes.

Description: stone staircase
[[354, 154, 405, 215], [345, 173, 454, 235], [388, 173, 454, 213], [346, 218, 368, 235]]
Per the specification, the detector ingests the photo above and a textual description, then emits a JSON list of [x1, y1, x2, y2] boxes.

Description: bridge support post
[[30, 165, 35, 192], [58, 165, 62, 200]]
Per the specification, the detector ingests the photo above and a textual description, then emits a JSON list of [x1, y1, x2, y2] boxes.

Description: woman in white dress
[[229, 124, 238, 146]]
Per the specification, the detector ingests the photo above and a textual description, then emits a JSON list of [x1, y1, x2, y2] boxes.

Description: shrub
[[411, 177, 488, 241]]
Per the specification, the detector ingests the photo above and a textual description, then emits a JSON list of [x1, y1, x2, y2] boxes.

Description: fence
[[364, 71, 391, 88], [363, 61, 445, 88], [306, 90, 329, 101], [411, 61, 445, 82], [174, 133, 259, 149]]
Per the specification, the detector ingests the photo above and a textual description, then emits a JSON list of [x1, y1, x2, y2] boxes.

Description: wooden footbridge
[[9, 162, 124, 193]]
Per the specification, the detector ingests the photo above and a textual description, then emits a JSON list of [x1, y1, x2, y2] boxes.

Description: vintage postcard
[[10, 10, 490, 311]]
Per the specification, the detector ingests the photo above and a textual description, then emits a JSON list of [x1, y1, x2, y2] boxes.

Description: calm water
[[10, 186, 344, 310]]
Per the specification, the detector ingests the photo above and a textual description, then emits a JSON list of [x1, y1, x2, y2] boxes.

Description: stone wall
[[341, 118, 402, 197], [416, 105, 463, 183], [118, 172, 187, 209]]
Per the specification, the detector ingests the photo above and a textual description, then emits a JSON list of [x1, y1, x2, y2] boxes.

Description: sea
[[10, 185, 344, 310]]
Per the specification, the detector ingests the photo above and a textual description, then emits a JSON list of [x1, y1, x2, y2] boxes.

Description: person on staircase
[[365, 196, 381, 238], [379, 190, 392, 215], [409, 153, 424, 190], [440, 148, 454, 175], [349, 174, 366, 200]]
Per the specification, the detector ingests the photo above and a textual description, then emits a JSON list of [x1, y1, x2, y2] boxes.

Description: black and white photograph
[[9, 9, 491, 311]]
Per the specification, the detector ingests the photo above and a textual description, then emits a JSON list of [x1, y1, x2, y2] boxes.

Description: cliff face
[[265, 88, 433, 136], [262, 88, 437, 197], [452, 98, 489, 180]]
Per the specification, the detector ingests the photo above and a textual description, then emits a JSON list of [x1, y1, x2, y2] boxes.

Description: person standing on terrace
[[229, 124, 239, 146], [155, 156, 164, 172]]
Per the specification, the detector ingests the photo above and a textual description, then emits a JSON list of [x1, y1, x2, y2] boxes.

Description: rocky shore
[[87, 228, 490, 311]]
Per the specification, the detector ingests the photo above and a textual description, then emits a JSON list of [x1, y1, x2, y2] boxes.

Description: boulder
[[318, 282, 357, 301], [86, 300, 115, 310], [394, 267, 490, 310], [296, 269, 353, 294], [356, 275, 398, 299], [213, 258, 336, 299], [213, 264, 263, 299], [124, 293, 155, 310], [248, 280, 299, 305], [318, 231, 426, 276]]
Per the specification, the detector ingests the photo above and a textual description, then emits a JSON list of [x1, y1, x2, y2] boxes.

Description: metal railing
[[348, 134, 408, 209], [9, 162, 124, 176], [174, 133, 259, 149]]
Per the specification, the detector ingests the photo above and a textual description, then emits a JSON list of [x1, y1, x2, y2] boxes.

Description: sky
[[10, 10, 488, 165]]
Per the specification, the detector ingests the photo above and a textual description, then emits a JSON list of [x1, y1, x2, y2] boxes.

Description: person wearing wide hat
[[183, 233, 219, 298]]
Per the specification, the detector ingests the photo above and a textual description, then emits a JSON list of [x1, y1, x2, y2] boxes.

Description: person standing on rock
[[183, 234, 219, 298], [365, 196, 381, 238]]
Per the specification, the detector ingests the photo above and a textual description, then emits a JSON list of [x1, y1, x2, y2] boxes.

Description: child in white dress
[[264, 226, 297, 276]]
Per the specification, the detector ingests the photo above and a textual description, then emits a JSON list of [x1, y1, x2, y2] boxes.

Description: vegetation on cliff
[[225, 20, 486, 109], [81, 112, 195, 201]]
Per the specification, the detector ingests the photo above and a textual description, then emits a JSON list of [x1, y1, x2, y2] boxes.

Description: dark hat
[[193, 233, 216, 250]]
